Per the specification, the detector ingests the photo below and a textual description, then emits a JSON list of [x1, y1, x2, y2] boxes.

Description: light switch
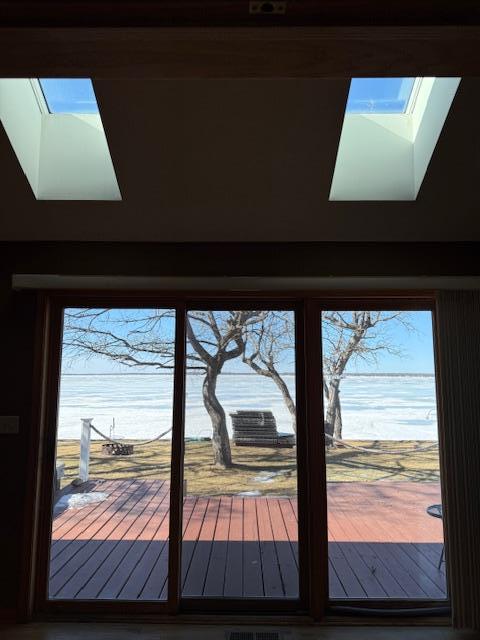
[[0, 416, 20, 434]]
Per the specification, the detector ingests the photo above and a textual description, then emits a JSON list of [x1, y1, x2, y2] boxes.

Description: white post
[[79, 418, 92, 483]]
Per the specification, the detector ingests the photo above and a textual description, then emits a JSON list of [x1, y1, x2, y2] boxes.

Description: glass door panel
[[321, 310, 447, 601], [47, 307, 175, 601], [181, 309, 299, 600]]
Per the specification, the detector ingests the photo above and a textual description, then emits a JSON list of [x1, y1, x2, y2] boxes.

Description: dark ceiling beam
[[2, 242, 480, 278], [1, 26, 480, 76], [1, 1, 480, 28]]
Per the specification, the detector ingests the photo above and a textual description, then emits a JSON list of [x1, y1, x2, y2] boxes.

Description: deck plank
[[328, 557, 348, 599], [182, 498, 220, 597], [328, 482, 447, 599], [328, 541, 366, 598], [51, 481, 155, 599], [242, 494, 264, 597], [138, 496, 195, 601], [50, 480, 147, 582], [49, 480, 447, 602], [223, 496, 244, 598], [328, 491, 409, 598], [256, 497, 284, 598], [327, 512, 389, 598], [203, 496, 232, 597], [118, 489, 170, 601], [94, 482, 169, 599], [267, 498, 299, 598], [51, 480, 119, 534], [181, 497, 209, 591], [51, 480, 133, 556]]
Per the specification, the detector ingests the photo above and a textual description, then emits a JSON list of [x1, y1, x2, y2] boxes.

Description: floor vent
[[226, 632, 281, 640]]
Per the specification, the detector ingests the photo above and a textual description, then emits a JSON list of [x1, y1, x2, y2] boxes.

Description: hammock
[[89, 423, 172, 447]]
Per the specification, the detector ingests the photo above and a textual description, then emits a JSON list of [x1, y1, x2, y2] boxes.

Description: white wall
[[330, 115, 413, 200], [38, 115, 121, 200], [0, 79, 42, 195]]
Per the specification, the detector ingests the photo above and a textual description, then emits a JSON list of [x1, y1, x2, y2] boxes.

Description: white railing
[[79, 418, 93, 482]]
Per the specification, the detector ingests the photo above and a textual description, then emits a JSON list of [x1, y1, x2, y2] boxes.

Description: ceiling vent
[[226, 632, 282, 640]]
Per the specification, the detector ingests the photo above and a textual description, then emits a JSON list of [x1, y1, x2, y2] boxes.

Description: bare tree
[[242, 311, 297, 432], [322, 311, 413, 442], [63, 308, 266, 469], [242, 310, 414, 444], [186, 310, 266, 467]]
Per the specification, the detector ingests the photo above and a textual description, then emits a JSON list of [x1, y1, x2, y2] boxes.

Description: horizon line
[[61, 371, 435, 377]]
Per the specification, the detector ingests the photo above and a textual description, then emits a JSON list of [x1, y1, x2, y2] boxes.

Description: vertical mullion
[[294, 303, 309, 610], [167, 303, 187, 613], [304, 299, 328, 619], [19, 292, 49, 619], [35, 298, 65, 614]]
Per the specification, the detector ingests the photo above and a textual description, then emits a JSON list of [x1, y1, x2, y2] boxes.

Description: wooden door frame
[[23, 288, 446, 622]]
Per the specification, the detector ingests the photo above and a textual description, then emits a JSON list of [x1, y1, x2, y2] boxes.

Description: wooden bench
[[230, 410, 295, 448]]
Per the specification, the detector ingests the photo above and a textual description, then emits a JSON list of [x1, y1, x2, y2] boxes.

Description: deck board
[[203, 496, 232, 597], [52, 481, 155, 599], [223, 496, 244, 598], [268, 498, 298, 598], [49, 479, 446, 601], [242, 495, 264, 598]]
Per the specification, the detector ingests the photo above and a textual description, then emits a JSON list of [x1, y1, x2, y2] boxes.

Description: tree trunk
[[325, 378, 341, 445], [202, 367, 232, 468], [333, 394, 343, 440], [269, 368, 297, 433]]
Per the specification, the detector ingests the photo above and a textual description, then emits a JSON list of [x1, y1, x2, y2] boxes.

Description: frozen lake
[[57, 373, 438, 441]]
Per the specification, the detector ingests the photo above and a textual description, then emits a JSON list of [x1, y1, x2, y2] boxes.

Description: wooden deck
[[49, 479, 446, 601]]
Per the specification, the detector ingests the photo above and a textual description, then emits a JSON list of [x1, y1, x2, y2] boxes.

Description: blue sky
[[39, 77, 415, 116], [61, 309, 435, 375], [346, 78, 415, 114], [338, 311, 435, 374], [39, 79, 98, 114]]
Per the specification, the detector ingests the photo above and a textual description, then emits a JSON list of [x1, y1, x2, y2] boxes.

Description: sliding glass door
[[40, 300, 306, 613], [321, 308, 447, 604], [37, 294, 448, 617], [181, 309, 300, 604], [47, 307, 176, 602]]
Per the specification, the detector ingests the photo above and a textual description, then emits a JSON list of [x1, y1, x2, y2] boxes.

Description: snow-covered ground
[[56, 373, 438, 441]]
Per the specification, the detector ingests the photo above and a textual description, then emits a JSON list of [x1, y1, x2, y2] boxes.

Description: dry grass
[[56, 439, 440, 497]]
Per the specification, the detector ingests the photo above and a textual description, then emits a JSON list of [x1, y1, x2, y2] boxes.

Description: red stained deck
[[49, 479, 446, 601]]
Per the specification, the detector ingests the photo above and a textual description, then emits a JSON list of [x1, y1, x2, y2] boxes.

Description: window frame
[[24, 289, 448, 622]]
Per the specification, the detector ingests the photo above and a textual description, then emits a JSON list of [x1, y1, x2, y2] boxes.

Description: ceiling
[[1, 76, 480, 242]]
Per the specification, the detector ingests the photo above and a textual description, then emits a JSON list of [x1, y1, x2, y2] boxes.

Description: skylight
[[0, 77, 120, 199], [330, 77, 461, 201], [346, 77, 416, 114], [38, 78, 99, 114]]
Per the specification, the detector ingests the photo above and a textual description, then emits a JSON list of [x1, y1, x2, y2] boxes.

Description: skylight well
[[0, 77, 120, 200], [330, 76, 460, 201]]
